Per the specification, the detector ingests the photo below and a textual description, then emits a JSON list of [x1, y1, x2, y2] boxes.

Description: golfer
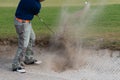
[[12, 0, 45, 73]]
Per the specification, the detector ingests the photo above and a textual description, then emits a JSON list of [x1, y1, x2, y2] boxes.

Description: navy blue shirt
[[15, 0, 41, 20]]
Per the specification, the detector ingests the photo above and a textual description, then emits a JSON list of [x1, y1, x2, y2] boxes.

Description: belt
[[16, 18, 30, 23]]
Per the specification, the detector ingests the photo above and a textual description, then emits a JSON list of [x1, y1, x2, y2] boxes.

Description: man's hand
[[39, 0, 45, 2]]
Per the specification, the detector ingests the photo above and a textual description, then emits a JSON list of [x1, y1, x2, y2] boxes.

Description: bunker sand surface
[[0, 45, 120, 80]]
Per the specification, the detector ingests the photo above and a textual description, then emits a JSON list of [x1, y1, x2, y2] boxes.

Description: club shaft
[[37, 15, 54, 34]]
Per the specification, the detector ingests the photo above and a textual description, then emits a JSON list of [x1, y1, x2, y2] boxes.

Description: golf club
[[37, 15, 55, 34]]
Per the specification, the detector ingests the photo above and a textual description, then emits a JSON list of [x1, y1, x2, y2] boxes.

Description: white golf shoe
[[13, 67, 26, 73], [34, 60, 42, 65]]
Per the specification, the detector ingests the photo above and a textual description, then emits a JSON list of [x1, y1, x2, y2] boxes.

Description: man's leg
[[24, 27, 42, 65], [12, 19, 31, 71], [24, 27, 36, 64]]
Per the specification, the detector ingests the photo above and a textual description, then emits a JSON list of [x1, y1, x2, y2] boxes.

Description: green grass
[[0, 0, 120, 39], [0, 0, 120, 7], [0, 4, 120, 41], [0, 0, 120, 49], [86, 4, 120, 40], [0, 7, 16, 38], [0, 6, 61, 38]]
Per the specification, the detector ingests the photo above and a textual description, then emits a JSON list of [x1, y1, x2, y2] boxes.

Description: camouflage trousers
[[12, 18, 36, 69]]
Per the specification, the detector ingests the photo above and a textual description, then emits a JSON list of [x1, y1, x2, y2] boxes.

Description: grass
[[0, 1, 120, 49], [0, 0, 120, 7], [0, 6, 64, 38], [85, 4, 120, 39], [0, 7, 15, 38], [0, 4, 120, 39]]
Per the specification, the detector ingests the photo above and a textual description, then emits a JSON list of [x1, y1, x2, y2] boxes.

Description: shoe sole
[[12, 68, 26, 73]]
